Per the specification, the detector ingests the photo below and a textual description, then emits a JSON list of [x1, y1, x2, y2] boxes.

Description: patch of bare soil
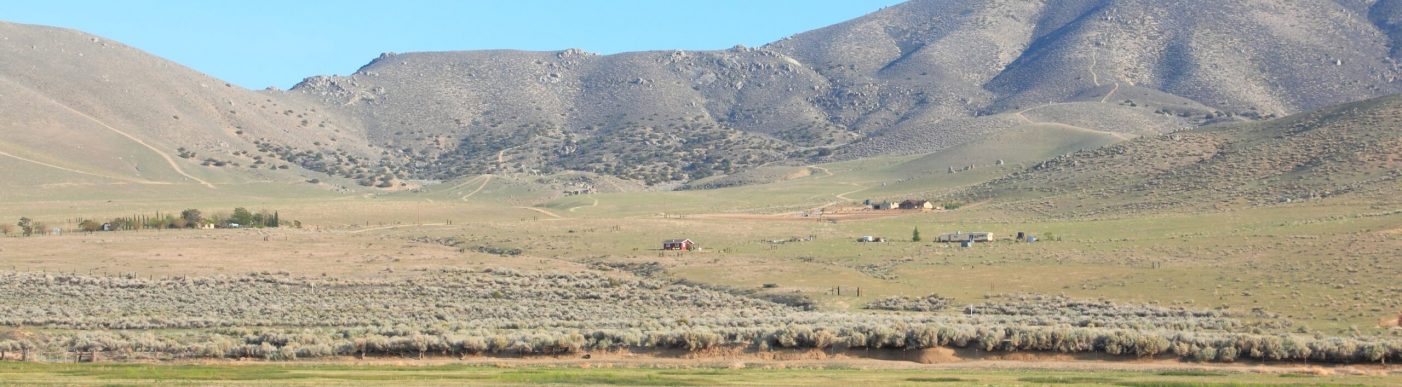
[[1381, 313, 1401, 328], [785, 168, 815, 180]]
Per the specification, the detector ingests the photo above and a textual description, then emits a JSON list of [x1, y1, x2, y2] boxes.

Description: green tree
[[180, 209, 203, 228], [18, 217, 33, 237], [231, 207, 254, 227], [78, 219, 102, 233], [145, 214, 172, 230], [207, 212, 228, 228], [912, 226, 921, 242], [108, 217, 132, 231]]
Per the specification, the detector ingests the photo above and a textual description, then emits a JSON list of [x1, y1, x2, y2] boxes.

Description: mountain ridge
[[288, 0, 1402, 184], [5, 0, 1402, 191]]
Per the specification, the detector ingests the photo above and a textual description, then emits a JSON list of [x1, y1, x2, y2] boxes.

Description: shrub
[[865, 294, 953, 312], [0, 271, 1395, 363]]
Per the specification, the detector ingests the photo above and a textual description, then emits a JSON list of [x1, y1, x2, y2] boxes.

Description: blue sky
[[5, 0, 904, 89]]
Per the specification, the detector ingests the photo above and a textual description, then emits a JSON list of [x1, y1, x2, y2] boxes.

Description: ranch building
[[872, 201, 898, 210], [936, 231, 994, 243], [662, 239, 695, 251], [899, 199, 936, 210]]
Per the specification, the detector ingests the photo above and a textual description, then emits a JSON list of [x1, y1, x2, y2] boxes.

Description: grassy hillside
[[0, 21, 379, 193], [963, 95, 1402, 217]]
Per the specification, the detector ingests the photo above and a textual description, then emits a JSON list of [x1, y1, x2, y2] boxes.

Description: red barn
[[662, 239, 695, 251]]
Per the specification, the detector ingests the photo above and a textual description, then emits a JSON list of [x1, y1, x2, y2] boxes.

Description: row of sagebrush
[[2, 322, 1398, 364], [862, 293, 1272, 333], [0, 270, 796, 330], [0, 271, 1277, 335]]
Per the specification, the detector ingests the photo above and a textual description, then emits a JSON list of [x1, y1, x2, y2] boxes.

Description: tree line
[[3, 208, 288, 236]]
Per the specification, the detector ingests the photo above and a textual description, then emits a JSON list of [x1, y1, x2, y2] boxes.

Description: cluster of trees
[[0, 217, 47, 237], [96, 208, 281, 231], [80, 210, 205, 232], [225, 207, 281, 228], [3, 208, 286, 236]]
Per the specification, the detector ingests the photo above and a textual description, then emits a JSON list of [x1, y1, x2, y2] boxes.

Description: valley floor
[[0, 357, 1398, 386], [0, 156, 1399, 382]]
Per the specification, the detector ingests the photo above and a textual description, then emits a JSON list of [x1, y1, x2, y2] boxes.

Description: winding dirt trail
[[460, 175, 493, 201], [446, 175, 487, 191], [1101, 81, 1121, 103], [1090, 22, 1123, 105], [793, 183, 870, 215], [1088, 48, 1101, 87], [568, 197, 599, 213], [1013, 109, 1131, 141], [0, 148, 164, 184], [833, 183, 866, 202], [1046, 122, 1131, 141], [515, 206, 563, 219], [495, 145, 524, 167], [347, 223, 449, 234], [26, 87, 217, 189]]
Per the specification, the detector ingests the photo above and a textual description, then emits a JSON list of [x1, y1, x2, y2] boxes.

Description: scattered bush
[[865, 294, 952, 312], [473, 246, 523, 256]]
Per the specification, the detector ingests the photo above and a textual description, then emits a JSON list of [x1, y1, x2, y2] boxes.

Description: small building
[[872, 201, 897, 210], [899, 199, 935, 210], [937, 231, 994, 243], [857, 236, 886, 243], [662, 239, 695, 251]]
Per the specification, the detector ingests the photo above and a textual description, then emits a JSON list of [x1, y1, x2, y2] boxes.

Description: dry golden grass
[[2, 190, 1397, 338]]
